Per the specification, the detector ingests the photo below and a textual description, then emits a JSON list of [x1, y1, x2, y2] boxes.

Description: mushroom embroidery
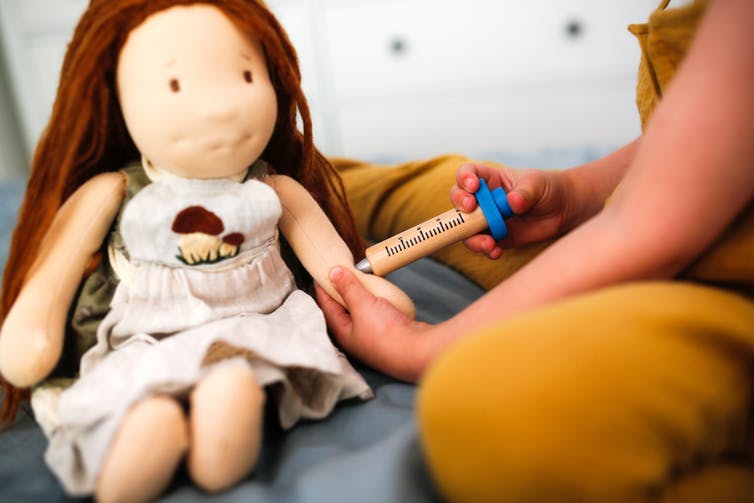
[[171, 206, 245, 265]]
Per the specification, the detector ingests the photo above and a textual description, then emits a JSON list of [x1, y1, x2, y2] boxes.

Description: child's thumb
[[329, 266, 374, 309]]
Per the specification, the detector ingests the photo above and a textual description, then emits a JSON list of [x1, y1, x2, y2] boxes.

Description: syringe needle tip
[[355, 258, 373, 274]]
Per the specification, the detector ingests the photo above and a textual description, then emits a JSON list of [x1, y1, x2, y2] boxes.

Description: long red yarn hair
[[0, 0, 363, 427]]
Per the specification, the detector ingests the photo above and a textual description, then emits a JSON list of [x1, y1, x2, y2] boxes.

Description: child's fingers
[[450, 185, 478, 212], [508, 170, 548, 215], [463, 234, 501, 256], [456, 163, 483, 192], [328, 267, 377, 312], [314, 283, 352, 337], [458, 162, 513, 193], [486, 246, 503, 260]]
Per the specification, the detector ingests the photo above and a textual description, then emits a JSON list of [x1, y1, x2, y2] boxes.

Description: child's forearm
[[432, 214, 634, 347], [562, 138, 639, 227]]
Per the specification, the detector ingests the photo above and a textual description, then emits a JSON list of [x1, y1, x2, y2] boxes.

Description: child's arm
[[319, 0, 754, 381], [268, 174, 415, 318], [0, 172, 126, 387]]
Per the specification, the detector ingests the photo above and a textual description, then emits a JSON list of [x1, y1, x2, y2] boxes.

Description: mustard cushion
[[628, 0, 707, 128]]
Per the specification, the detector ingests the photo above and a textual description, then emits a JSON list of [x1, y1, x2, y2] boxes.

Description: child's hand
[[315, 267, 432, 382], [450, 163, 574, 259]]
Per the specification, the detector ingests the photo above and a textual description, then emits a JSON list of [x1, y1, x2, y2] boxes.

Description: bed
[[0, 147, 607, 502]]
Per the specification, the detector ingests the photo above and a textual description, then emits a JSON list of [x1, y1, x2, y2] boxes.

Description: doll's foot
[[96, 395, 189, 503], [188, 360, 265, 492]]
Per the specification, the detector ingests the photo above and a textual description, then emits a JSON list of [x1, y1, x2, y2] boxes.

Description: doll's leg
[[419, 282, 754, 503], [188, 360, 265, 492], [96, 395, 189, 503]]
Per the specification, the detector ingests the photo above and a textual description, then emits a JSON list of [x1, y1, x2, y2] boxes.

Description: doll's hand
[[316, 267, 431, 382], [0, 321, 63, 388], [353, 270, 416, 319], [449, 163, 573, 259]]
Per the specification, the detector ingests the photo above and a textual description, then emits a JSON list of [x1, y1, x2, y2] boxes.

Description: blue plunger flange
[[474, 179, 514, 241]]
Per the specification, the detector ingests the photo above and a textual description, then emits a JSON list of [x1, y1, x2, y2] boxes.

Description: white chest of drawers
[[0, 0, 658, 163]]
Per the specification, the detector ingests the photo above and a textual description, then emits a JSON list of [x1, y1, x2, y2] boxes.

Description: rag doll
[[0, 1, 414, 501]]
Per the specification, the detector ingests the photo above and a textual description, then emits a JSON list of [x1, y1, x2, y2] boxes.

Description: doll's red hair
[[0, 0, 363, 427]]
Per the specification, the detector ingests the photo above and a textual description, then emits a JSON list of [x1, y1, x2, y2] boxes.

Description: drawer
[[332, 78, 641, 161], [324, 0, 657, 99]]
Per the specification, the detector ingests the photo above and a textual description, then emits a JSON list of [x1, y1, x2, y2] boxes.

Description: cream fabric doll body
[[0, 4, 413, 502]]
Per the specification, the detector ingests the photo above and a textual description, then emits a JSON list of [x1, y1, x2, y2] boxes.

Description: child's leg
[[187, 360, 265, 492], [96, 395, 189, 503], [418, 282, 754, 503]]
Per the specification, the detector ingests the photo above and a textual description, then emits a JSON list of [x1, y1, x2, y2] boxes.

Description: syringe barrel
[[364, 207, 488, 276]]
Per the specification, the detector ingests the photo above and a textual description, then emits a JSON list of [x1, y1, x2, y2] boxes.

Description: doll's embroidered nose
[[199, 95, 238, 121]]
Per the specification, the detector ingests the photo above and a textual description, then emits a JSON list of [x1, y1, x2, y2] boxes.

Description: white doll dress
[[41, 169, 372, 495]]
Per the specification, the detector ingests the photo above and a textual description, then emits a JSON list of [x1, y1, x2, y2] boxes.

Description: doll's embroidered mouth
[[205, 133, 250, 152]]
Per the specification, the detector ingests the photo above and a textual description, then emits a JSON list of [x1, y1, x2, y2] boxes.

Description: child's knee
[[417, 282, 754, 502], [417, 326, 653, 502], [417, 330, 562, 502]]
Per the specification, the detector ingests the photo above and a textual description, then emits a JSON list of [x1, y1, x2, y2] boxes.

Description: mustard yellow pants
[[418, 282, 754, 502], [334, 156, 754, 502]]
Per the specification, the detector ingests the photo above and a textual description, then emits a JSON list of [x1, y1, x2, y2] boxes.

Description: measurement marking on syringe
[[384, 210, 466, 257]]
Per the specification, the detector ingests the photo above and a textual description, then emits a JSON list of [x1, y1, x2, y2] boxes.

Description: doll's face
[[117, 4, 278, 179]]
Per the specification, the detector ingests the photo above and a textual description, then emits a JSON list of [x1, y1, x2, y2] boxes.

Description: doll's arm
[[270, 174, 415, 318], [0, 172, 126, 387]]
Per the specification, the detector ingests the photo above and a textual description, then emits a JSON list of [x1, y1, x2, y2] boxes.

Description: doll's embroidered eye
[[243, 70, 253, 83], [169, 78, 180, 92]]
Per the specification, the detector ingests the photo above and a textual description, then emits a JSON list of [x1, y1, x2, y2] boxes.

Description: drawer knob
[[389, 36, 408, 56], [564, 19, 584, 39]]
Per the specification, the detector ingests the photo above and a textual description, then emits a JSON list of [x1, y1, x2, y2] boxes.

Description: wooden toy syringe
[[355, 180, 514, 276]]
